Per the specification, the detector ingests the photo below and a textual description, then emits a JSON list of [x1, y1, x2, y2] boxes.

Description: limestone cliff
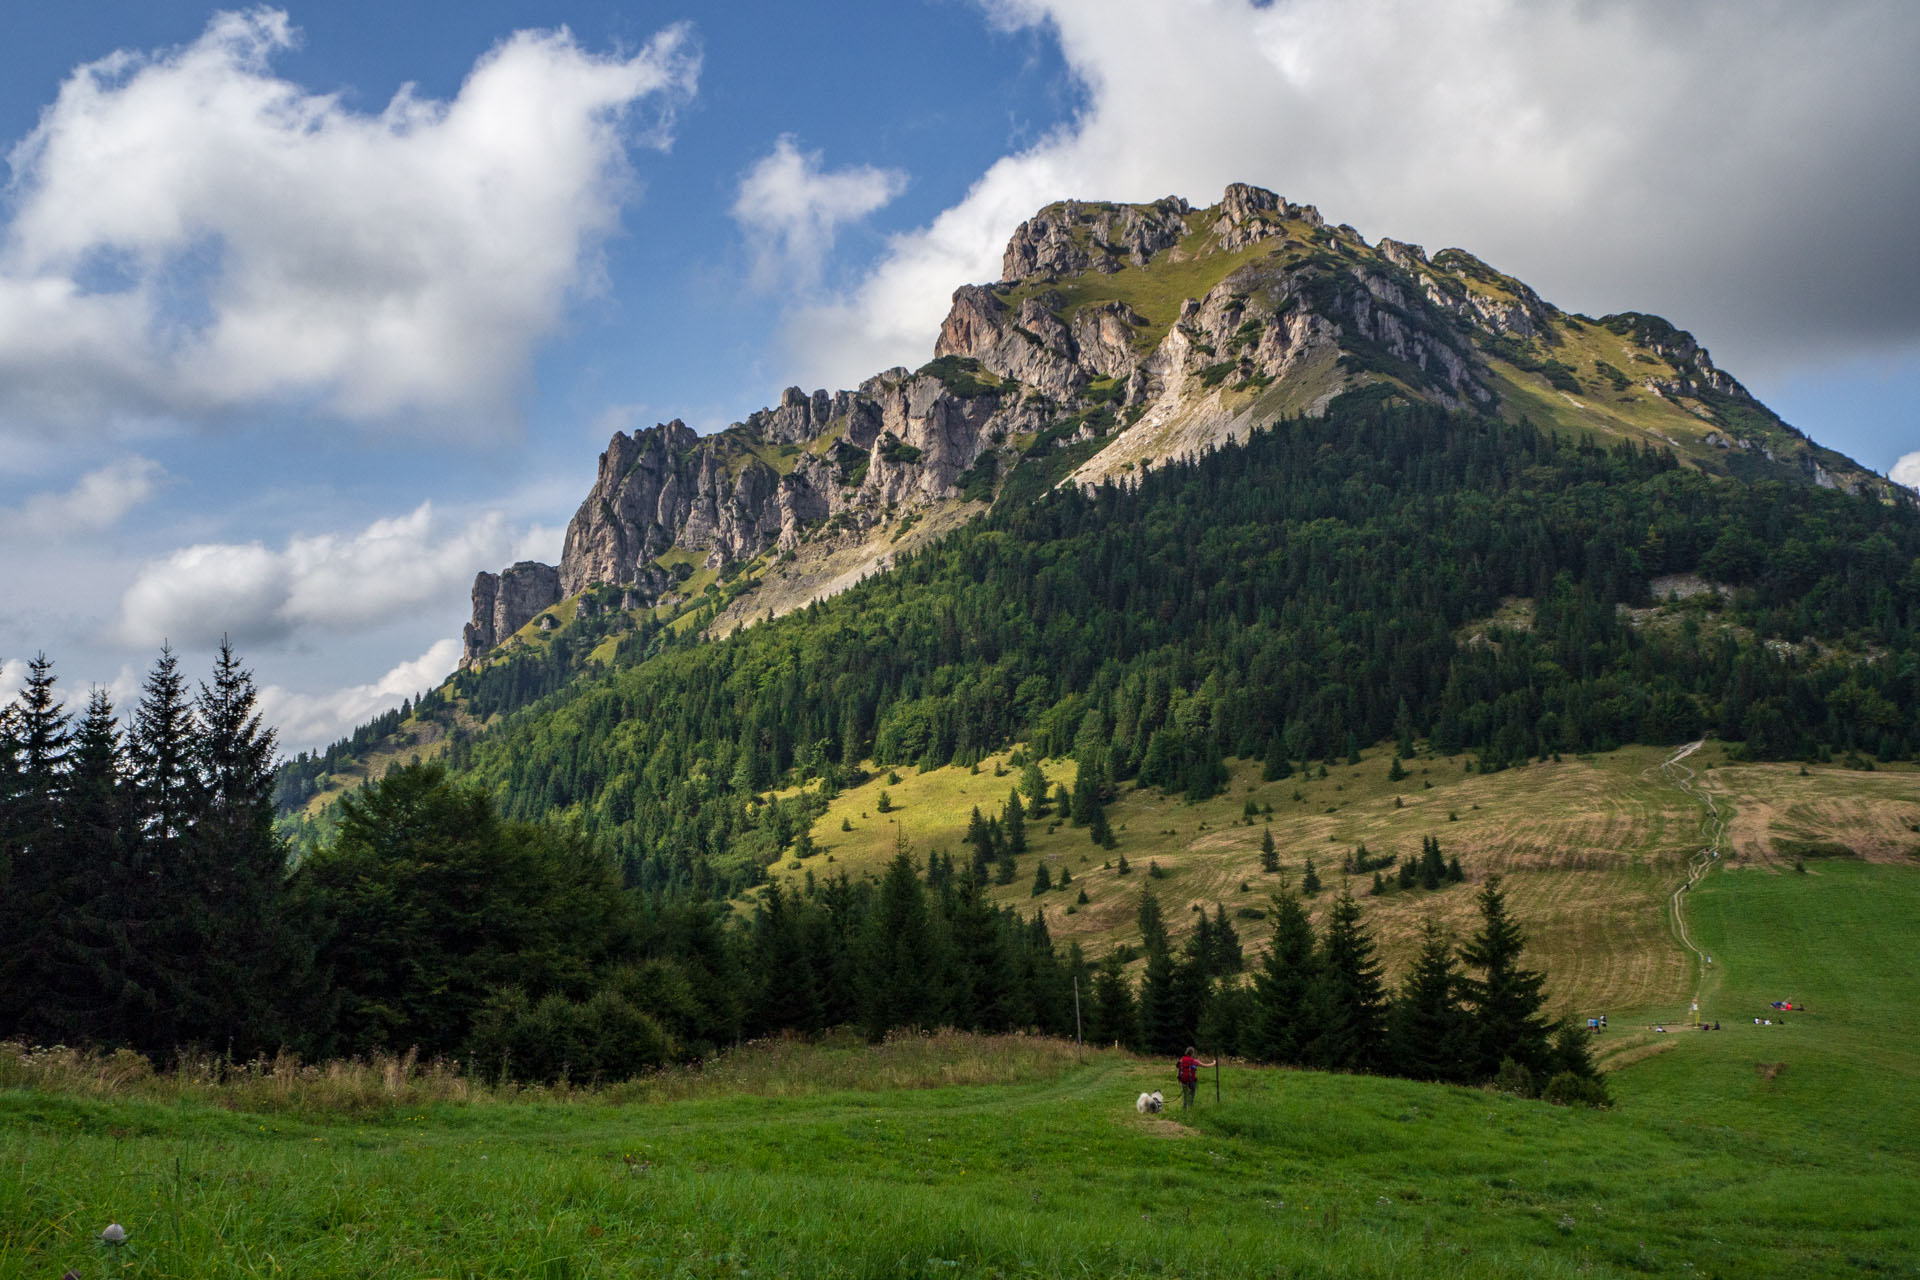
[[461, 183, 1906, 668]]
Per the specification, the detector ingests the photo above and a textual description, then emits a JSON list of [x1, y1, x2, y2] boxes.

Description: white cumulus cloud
[[1891, 452, 1920, 490], [733, 136, 907, 290], [258, 637, 465, 753], [1, 455, 162, 536], [0, 9, 699, 434], [786, 0, 1920, 395], [115, 502, 558, 648]]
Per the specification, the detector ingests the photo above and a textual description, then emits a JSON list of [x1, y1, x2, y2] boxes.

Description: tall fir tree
[[183, 639, 295, 1054], [1004, 788, 1027, 854], [1313, 885, 1389, 1071], [1088, 950, 1137, 1047], [859, 851, 939, 1038], [1459, 875, 1554, 1078], [1209, 903, 1244, 975], [753, 880, 823, 1035], [1021, 759, 1049, 814], [1138, 940, 1182, 1055], [1389, 918, 1473, 1082], [1135, 884, 1169, 957], [1250, 886, 1318, 1064], [40, 689, 139, 1048], [128, 646, 201, 864], [0, 656, 70, 1040]]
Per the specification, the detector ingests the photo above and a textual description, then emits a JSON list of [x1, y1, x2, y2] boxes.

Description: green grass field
[[778, 743, 1914, 1023], [4, 857, 1916, 1278]]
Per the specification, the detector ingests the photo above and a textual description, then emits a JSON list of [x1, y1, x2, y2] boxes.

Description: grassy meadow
[[4, 855, 1919, 1278], [776, 743, 1915, 1023]]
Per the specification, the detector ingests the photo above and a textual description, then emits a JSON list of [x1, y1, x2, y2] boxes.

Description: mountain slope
[[420, 402, 1919, 897], [456, 183, 1906, 673]]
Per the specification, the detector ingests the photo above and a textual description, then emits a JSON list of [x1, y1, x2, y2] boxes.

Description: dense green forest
[[432, 397, 1920, 895], [11, 395, 1916, 1094], [0, 662, 1599, 1100]]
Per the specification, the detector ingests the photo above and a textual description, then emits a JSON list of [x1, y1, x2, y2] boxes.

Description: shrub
[[1542, 1071, 1612, 1108], [1493, 1057, 1537, 1098]]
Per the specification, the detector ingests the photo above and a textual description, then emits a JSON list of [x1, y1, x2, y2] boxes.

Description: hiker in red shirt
[[1176, 1046, 1215, 1111]]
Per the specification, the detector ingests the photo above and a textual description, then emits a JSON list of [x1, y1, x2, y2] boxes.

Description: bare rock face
[[936, 285, 1090, 397], [1001, 196, 1191, 281], [461, 561, 561, 665]]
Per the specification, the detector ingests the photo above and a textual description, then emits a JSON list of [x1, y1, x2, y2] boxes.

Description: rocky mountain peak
[[459, 182, 1904, 669]]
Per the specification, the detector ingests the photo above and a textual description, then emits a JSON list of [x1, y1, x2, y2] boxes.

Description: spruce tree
[[1031, 861, 1053, 896], [1262, 737, 1292, 781], [1315, 885, 1389, 1071], [1004, 789, 1027, 854], [1259, 826, 1279, 873], [1021, 760, 1049, 814], [0, 656, 70, 1040], [1138, 940, 1181, 1055], [1167, 929, 1213, 1054], [1088, 802, 1112, 847], [51, 688, 144, 1047], [1209, 903, 1244, 975], [966, 806, 992, 876], [1088, 951, 1137, 1047], [1070, 767, 1099, 826], [948, 872, 1012, 1031], [185, 640, 293, 1055], [128, 646, 200, 861], [1250, 887, 1318, 1064], [1459, 875, 1553, 1079], [1136, 884, 1169, 956], [1389, 918, 1472, 1082], [1301, 856, 1322, 896], [859, 851, 939, 1038], [753, 881, 824, 1034], [1073, 709, 1113, 801]]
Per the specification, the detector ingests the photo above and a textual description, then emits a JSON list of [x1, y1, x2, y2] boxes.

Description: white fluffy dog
[[1135, 1090, 1164, 1114]]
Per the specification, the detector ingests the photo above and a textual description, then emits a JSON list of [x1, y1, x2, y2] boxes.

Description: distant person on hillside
[[1176, 1047, 1214, 1111]]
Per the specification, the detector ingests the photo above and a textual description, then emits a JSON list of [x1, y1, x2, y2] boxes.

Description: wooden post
[[1213, 1058, 1220, 1104]]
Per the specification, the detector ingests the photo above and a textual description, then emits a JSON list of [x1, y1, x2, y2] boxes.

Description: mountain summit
[[462, 184, 1904, 667]]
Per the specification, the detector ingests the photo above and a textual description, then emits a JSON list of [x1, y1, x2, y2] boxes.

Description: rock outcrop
[[462, 561, 561, 664], [461, 182, 1904, 667]]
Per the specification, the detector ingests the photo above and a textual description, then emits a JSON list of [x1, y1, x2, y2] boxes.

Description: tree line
[[5, 668, 1599, 1102]]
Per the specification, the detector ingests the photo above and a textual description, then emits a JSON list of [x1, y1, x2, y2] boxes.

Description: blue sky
[[4, 1, 1919, 751]]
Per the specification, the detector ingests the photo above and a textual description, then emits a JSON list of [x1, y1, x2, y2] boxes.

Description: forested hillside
[[436, 395, 1920, 896]]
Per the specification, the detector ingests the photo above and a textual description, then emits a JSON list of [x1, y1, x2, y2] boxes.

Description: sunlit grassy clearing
[[777, 743, 1914, 1019]]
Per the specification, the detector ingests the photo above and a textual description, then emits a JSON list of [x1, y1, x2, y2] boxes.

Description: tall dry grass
[[0, 1029, 1097, 1117]]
